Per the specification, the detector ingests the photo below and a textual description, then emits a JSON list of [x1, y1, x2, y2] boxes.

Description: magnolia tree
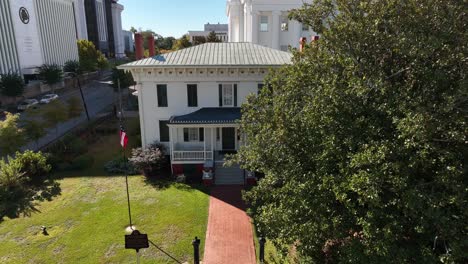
[[230, 0, 467, 263]]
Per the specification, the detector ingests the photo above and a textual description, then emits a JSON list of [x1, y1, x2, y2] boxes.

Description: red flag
[[120, 126, 128, 148]]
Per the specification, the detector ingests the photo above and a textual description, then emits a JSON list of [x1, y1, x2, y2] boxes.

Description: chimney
[[312, 35, 320, 42], [299, 37, 307, 52], [135, 33, 144, 60], [148, 34, 155, 57]]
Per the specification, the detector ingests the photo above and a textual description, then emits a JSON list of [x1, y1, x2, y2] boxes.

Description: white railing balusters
[[172, 151, 214, 161]]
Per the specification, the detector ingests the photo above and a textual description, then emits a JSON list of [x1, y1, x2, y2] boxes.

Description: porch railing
[[172, 151, 213, 161]]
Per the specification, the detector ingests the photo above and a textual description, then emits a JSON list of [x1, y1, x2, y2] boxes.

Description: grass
[[0, 118, 210, 263]]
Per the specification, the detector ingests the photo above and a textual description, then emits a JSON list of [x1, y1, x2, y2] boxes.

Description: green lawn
[[0, 119, 210, 263]]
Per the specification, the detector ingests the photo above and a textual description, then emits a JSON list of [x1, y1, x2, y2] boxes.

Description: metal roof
[[169, 107, 241, 124], [118, 43, 292, 68]]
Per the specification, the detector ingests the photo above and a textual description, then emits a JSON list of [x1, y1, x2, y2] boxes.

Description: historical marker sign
[[125, 230, 149, 251]]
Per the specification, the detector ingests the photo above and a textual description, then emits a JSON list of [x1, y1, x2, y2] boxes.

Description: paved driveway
[[203, 185, 256, 264]]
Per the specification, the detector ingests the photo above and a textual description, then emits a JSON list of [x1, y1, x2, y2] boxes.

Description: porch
[[168, 108, 243, 164]]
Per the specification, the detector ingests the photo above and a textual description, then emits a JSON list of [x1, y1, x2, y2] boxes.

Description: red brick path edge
[[203, 185, 256, 264]]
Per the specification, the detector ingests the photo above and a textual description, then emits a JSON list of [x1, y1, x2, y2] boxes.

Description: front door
[[222, 127, 236, 151]]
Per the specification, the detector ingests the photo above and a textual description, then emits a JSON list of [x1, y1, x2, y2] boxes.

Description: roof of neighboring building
[[169, 107, 241, 124], [118, 42, 292, 68]]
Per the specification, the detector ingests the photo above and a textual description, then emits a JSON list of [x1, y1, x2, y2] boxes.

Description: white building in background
[[0, 0, 80, 75], [188, 23, 229, 43], [111, 1, 125, 58], [122, 30, 134, 53], [73, 0, 88, 40], [226, 0, 315, 51]]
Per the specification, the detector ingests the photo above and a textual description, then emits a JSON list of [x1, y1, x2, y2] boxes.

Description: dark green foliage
[[206, 31, 221, 43], [129, 143, 166, 177], [38, 64, 63, 86], [68, 154, 94, 171], [156, 36, 176, 50], [67, 137, 87, 156], [111, 68, 135, 91], [231, 0, 467, 263], [67, 96, 83, 119], [192, 36, 206, 46], [63, 60, 81, 74], [104, 157, 138, 175], [172, 35, 192, 50], [0, 151, 59, 220], [0, 72, 25, 99]]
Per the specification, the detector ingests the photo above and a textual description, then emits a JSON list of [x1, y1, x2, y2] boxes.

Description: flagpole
[[119, 78, 133, 228]]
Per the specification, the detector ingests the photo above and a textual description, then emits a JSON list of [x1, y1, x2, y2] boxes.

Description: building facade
[[119, 43, 291, 184], [0, 0, 80, 75], [226, 0, 314, 51], [122, 30, 134, 53], [188, 23, 229, 43]]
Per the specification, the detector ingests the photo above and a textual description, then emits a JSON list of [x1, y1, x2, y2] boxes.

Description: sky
[[119, 0, 228, 38]]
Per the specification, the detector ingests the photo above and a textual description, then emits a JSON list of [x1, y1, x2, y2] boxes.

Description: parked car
[[40, 93, 59, 104], [17, 99, 39, 111]]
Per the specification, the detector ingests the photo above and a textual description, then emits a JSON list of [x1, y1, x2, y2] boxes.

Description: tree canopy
[[231, 0, 467, 263], [172, 35, 192, 50], [0, 73, 25, 100], [0, 113, 25, 156]]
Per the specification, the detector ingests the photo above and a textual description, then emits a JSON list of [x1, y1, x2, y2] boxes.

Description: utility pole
[[75, 74, 90, 121]]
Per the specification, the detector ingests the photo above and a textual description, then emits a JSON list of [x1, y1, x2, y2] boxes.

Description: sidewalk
[[203, 185, 256, 264]]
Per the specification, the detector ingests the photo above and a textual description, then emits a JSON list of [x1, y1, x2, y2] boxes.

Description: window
[[223, 85, 233, 106], [159, 121, 170, 142], [157, 84, 168, 107], [219, 84, 237, 107], [302, 23, 309, 31], [260, 16, 268, 32], [281, 16, 289, 31], [187, 84, 198, 107], [184, 128, 204, 142], [216, 128, 220, 141]]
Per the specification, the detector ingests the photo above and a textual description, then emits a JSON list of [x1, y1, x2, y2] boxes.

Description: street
[[20, 76, 116, 151]]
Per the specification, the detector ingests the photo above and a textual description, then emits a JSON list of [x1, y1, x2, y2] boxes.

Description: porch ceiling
[[169, 107, 241, 125]]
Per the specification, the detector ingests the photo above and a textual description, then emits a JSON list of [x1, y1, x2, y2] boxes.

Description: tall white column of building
[[251, 11, 259, 44], [271, 10, 281, 50], [238, 5, 244, 42], [112, 2, 124, 58], [73, 0, 88, 40]]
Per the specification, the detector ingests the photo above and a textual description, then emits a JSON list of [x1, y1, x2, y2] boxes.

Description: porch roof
[[169, 107, 241, 125]]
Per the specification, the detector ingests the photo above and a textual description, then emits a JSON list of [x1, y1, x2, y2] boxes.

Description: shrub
[[0, 72, 25, 100], [68, 154, 94, 171], [38, 64, 63, 86], [129, 143, 166, 177], [104, 157, 138, 175], [63, 60, 81, 74]]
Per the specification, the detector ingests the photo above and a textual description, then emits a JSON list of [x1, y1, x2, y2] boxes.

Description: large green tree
[[231, 0, 467, 263], [0, 73, 25, 103]]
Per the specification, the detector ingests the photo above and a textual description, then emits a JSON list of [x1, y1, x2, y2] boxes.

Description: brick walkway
[[203, 185, 256, 264]]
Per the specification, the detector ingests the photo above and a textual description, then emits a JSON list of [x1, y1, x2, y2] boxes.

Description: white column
[[292, 20, 302, 49], [203, 127, 206, 160], [211, 128, 215, 158], [251, 11, 259, 44], [271, 10, 281, 50], [239, 6, 244, 42]]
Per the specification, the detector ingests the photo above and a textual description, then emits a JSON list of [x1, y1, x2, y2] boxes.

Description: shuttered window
[[157, 84, 168, 107], [187, 84, 198, 107], [219, 84, 238, 107]]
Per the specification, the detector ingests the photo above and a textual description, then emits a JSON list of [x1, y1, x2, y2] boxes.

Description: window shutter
[[234, 84, 238, 107], [199, 128, 204, 142], [186, 85, 190, 107], [219, 84, 223, 106], [183, 128, 189, 142]]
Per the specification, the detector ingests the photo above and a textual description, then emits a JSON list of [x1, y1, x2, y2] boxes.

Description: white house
[[227, 0, 315, 51], [119, 42, 291, 184], [188, 23, 229, 43]]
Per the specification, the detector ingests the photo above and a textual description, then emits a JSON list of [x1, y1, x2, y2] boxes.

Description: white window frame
[[260, 16, 269, 32], [188, 128, 199, 142], [281, 16, 289, 31], [222, 84, 234, 107]]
